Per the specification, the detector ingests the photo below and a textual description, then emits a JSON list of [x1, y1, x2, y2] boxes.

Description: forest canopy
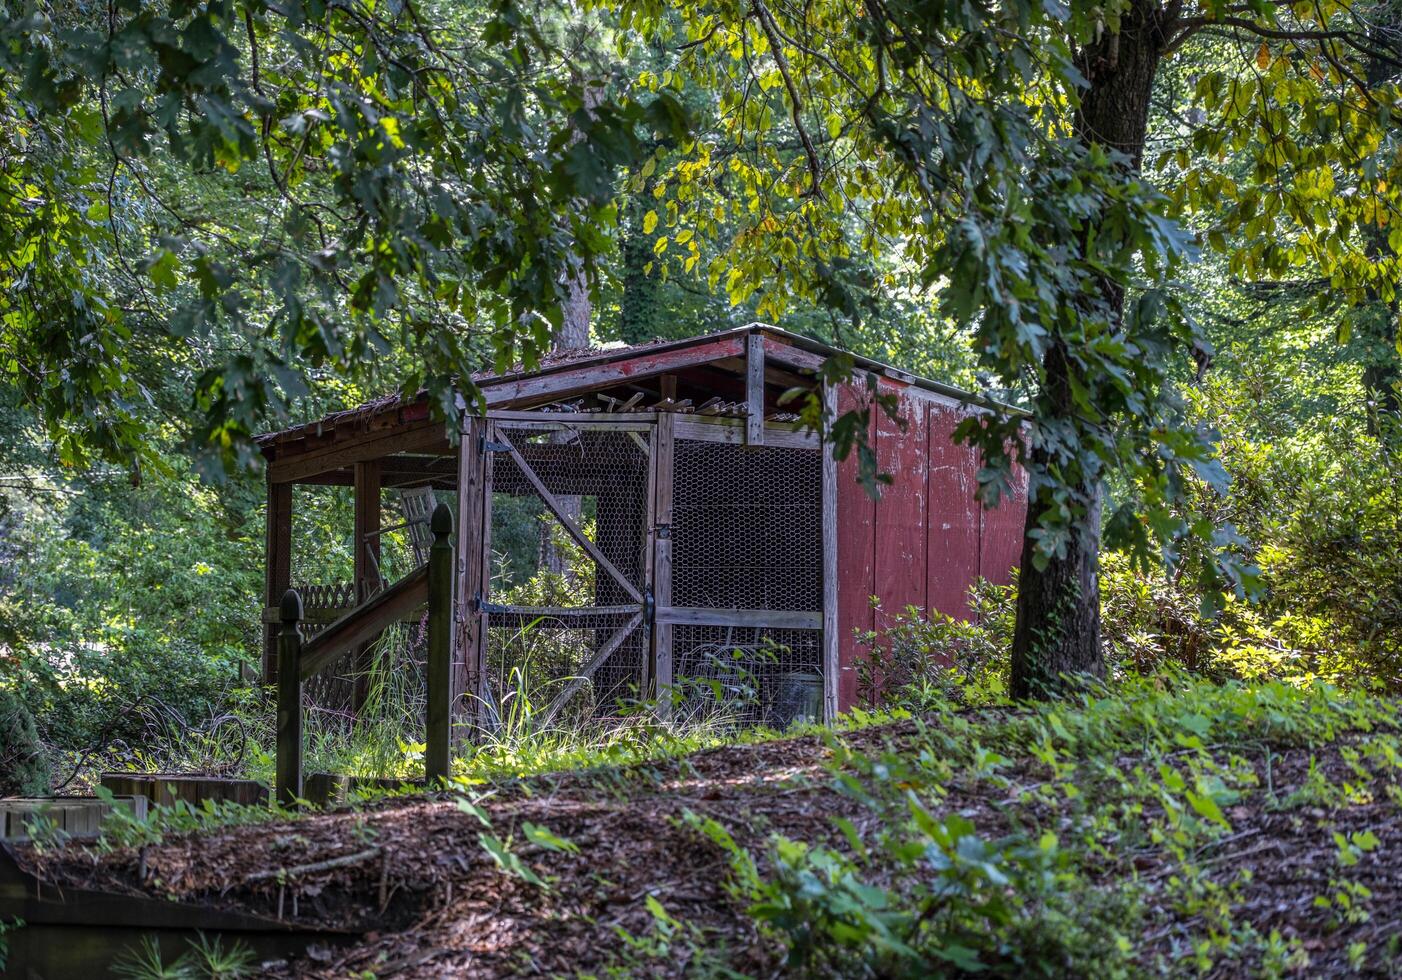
[[1, 0, 1400, 745]]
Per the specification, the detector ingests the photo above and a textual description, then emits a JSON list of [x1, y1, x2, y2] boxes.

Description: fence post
[[425, 502, 455, 785], [276, 589, 304, 808]]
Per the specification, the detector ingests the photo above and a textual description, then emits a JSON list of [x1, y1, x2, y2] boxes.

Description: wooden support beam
[[652, 411, 675, 712], [276, 590, 303, 807], [425, 504, 454, 785], [492, 424, 643, 602], [478, 603, 642, 627], [455, 420, 483, 733], [746, 331, 766, 446], [654, 607, 822, 629], [538, 613, 644, 727], [263, 481, 292, 684], [351, 460, 382, 714], [484, 335, 745, 408], [299, 564, 429, 681], [821, 384, 840, 723], [673, 416, 819, 450], [268, 420, 451, 484]]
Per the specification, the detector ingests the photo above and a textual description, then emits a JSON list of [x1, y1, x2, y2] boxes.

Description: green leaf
[[522, 821, 579, 854]]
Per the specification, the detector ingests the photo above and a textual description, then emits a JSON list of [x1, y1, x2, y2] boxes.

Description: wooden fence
[[275, 503, 456, 806]]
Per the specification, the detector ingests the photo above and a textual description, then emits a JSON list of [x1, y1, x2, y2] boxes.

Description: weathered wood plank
[[655, 607, 822, 629], [672, 416, 819, 449], [979, 443, 1029, 588], [874, 381, 929, 635], [487, 410, 657, 427], [821, 385, 840, 722], [484, 335, 746, 408], [835, 382, 877, 711], [926, 402, 982, 625], [746, 331, 765, 446], [762, 333, 826, 372], [652, 411, 675, 711], [263, 481, 292, 684], [479, 603, 643, 627], [475, 429, 496, 715], [299, 565, 429, 680], [456, 419, 485, 730]]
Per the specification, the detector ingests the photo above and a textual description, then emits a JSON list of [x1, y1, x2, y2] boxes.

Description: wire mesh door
[[662, 437, 824, 727], [477, 418, 654, 729]]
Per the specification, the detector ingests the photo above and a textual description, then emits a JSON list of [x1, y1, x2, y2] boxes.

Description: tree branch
[[751, 0, 823, 198]]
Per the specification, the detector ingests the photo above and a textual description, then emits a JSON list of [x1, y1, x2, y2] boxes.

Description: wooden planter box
[[99, 771, 423, 810], [303, 773, 423, 807], [0, 796, 148, 841], [99, 773, 268, 808]]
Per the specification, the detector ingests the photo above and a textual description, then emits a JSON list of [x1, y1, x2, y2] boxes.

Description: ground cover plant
[[13, 674, 1402, 977]]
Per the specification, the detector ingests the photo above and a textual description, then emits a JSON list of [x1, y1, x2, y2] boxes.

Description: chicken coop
[[255, 324, 1027, 730]]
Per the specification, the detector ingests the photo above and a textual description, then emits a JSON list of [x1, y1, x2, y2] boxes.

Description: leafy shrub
[[0, 688, 48, 797], [852, 581, 1014, 709], [691, 795, 1136, 977]]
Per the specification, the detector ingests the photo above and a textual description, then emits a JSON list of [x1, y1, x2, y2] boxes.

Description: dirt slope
[[20, 716, 1402, 977]]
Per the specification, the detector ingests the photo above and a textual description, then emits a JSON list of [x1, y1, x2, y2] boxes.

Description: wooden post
[[425, 503, 455, 784], [352, 460, 382, 714], [263, 481, 292, 684], [821, 384, 839, 723], [652, 411, 675, 716], [457, 417, 491, 734], [276, 589, 303, 808], [745, 331, 765, 446]]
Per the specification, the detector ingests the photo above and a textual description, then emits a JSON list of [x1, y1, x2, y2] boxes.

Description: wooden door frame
[[460, 412, 659, 729]]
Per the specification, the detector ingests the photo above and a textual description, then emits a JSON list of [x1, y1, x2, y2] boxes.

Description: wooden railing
[[275, 503, 456, 806]]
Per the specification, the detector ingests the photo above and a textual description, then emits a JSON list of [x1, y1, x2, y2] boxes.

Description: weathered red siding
[[872, 379, 928, 636], [834, 381, 1026, 711], [834, 383, 877, 710], [979, 458, 1028, 588], [925, 401, 982, 630]]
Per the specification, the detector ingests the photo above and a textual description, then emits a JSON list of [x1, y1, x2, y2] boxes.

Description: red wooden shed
[[256, 324, 1026, 727]]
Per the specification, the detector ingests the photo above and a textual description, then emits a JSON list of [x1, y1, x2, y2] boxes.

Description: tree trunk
[[618, 169, 660, 345], [539, 80, 603, 578], [1009, 0, 1166, 698]]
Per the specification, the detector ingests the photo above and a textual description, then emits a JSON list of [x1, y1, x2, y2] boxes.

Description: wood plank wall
[[834, 379, 1028, 710]]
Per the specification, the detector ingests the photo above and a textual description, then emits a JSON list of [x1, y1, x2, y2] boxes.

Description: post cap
[[431, 501, 454, 538], [280, 589, 304, 623]]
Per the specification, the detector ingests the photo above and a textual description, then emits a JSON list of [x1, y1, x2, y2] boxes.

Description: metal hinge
[[476, 429, 511, 454]]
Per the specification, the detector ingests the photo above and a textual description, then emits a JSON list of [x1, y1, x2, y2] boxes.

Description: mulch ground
[[17, 718, 1402, 978]]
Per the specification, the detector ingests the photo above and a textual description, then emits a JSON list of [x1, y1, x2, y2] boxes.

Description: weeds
[[111, 933, 256, 980]]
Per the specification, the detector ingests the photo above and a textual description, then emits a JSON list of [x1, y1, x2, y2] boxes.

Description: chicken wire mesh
[[672, 626, 823, 726], [670, 440, 822, 610], [669, 438, 824, 725], [483, 425, 652, 721]]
